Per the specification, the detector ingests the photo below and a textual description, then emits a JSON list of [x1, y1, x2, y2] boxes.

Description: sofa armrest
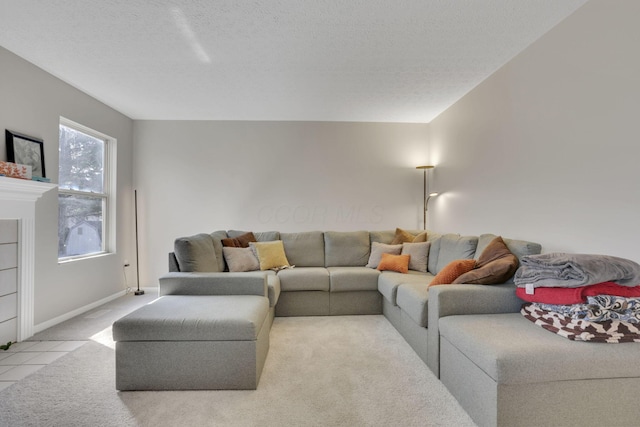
[[429, 283, 522, 319], [426, 283, 523, 377], [159, 272, 268, 297]]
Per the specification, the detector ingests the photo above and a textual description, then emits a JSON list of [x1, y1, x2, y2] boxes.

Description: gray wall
[[0, 46, 135, 326], [134, 120, 429, 285], [428, 0, 640, 261], [3, 0, 640, 328]]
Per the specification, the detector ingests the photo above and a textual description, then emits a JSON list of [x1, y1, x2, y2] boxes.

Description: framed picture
[[6, 130, 46, 178]]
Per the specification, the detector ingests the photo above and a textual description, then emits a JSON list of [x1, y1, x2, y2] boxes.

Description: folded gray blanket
[[514, 253, 640, 288]]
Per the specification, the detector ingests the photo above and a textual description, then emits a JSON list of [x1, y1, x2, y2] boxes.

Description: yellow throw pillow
[[250, 241, 290, 271], [428, 259, 476, 287], [377, 253, 411, 273]]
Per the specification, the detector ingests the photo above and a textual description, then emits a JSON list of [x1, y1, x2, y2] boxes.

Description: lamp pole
[[416, 165, 434, 230]]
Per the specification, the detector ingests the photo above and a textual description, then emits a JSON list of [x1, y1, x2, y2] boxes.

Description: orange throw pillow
[[429, 259, 476, 286], [377, 253, 411, 274]]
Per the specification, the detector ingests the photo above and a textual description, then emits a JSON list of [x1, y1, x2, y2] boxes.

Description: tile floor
[[0, 340, 86, 391]]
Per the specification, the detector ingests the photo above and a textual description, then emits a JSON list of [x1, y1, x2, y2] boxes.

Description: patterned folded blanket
[[521, 303, 640, 343], [535, 295, 640, 323], [515, 253, 640, 288]]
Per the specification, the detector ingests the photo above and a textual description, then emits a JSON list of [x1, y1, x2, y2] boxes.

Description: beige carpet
[[1, 304, 476, 426]]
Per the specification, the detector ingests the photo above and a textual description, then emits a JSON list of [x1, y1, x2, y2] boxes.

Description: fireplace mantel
[[0, 177, 57, 201], [0, 176, 57, 341]]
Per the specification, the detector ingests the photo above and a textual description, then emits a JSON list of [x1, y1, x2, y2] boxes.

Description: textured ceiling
[[0, 1, 588, 122]]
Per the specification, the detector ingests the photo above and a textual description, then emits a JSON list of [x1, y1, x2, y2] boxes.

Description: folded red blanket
[[516, 281, 640, 305]]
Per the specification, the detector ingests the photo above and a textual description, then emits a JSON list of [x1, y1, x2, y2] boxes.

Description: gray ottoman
[[439, 313, 640, 427], [113, 295, 270, 390]]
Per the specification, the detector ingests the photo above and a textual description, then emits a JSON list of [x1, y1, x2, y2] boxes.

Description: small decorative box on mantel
[[0, 161, 32, 180]]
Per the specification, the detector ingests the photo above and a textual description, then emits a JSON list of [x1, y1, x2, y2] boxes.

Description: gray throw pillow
[[366, 242, 402, 268], [401, 241, 431, 273]]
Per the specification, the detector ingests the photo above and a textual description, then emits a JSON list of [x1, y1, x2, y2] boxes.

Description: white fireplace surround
[[0, 177, 57, 341]]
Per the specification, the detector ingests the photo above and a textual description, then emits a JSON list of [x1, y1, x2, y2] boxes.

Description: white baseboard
[[33, 287, 157, 335]]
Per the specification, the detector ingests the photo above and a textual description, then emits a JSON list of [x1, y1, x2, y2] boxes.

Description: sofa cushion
[[426, 231, 443, 273], [324, 231, 370, 267], [369, 230, 396, 244], [438, 313, 640, 384], [113, 295, 269, 342], [228, 230, 280, 242], [210, 230, 229, 272], [222, 247, 260, 272], [429, 259, 477, 286], [328, 267, 380, 292], [174, 233, 219, 272], [378, 271, 432, 305], [453, 236, 519, 285], [250, 241, 290, 270], [401, 241, 430, 273], [476, 233, 542, 261], [265, 271, 281, 307], [431, 234, 478, 274], [278, 267, 330, 292], [222, 231, 256, 248], [378, 253, 410, 273], [396, 282, 429, 327], [365, 242, 402, 268], [281, 231, 325, 267]]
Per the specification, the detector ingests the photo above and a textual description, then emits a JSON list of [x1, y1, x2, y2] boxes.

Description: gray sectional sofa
[[114, 228, 640, 426], [161, 229, 542, 376]]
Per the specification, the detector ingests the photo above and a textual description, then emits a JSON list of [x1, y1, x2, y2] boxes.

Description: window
[[58, 118, 116, 260]]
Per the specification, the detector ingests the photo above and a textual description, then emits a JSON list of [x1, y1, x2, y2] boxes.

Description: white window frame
[[58, 117, 117, 262]]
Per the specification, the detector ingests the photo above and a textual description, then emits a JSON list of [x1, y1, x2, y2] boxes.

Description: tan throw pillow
[[429, 259, 476, 287], [250, 241, 290, 271], [452, 236, 519, 285], [390, 228, 427, 245], [366, 242, 402, 268], [222, 247, 260, 272], [401, 241, 430, 273], [222, 231, 257, 248], [377, 253, 411, 273]]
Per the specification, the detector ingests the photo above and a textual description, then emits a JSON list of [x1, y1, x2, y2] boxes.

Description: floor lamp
[[134, 189, 144, 295], [416, 165, 437, 230]]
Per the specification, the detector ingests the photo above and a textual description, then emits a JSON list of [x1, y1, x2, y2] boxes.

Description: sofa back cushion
[[430, 233, 478, 274], [210, 230, 229, 272], [281, 231, 325, 267], [324, 231, 370, 267], [476, 234, 542, 261], [369, 230, 396, 244], [174, 233, 220, 272], [228, 230, 280, 242]]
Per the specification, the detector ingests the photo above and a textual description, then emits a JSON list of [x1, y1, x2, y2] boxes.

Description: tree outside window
[[58, 120, 115, 259]]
